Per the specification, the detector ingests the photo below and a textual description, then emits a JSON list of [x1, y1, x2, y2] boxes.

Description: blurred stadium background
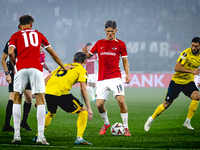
[[0, 0, 200, 73]]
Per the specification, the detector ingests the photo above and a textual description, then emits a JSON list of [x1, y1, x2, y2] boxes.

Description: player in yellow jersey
[[144, 37, 200, 131], [33, 52, 93, 145]]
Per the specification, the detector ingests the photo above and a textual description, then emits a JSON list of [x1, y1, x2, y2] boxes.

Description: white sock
[[87, 86, 95, 101], [37, 105, 45, 138], [185, 118, 191, 124], [13, 104, 21, 137], [121, 113, 128, 128], [100, 111, 109, 125]]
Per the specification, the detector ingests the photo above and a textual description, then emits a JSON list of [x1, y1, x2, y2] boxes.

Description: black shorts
[[8, 73, 31, 92], [45, 94, 83, 114], [165, 80, 199, 103]]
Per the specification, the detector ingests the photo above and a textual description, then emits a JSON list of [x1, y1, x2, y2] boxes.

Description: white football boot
[[183, 120, 194, 131], [144, 116, 154, 131], [12, 134, 21, 144], [36, 136, 50, 145]]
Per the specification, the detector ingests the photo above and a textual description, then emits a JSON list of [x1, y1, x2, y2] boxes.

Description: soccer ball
[[111, 123, 125, 136]]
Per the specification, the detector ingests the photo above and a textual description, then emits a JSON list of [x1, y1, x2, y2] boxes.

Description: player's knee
[[96, 101, 104, 109], [191, 92, 200, 100]]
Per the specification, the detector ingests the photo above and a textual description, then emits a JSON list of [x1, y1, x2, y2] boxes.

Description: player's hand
[[6, 74, 11, 84], [125, 75, 130, 84], [64, 65, 75, 70], [87, 109, 93, 121], [82, 45, 88, 53], [48, 69, 52, 73], [192, 68, 200, 75]]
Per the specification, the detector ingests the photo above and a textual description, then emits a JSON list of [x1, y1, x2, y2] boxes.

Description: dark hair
[[19, 14, 34, 25], [86, 43, 92, 46], [74, 52, 87, 63], [191, 37, 200, 44], [105, 20, 117, 29], [18, 24, 20, 30]]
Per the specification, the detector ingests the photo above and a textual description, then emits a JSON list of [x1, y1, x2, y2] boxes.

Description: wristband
[[5, 71, 10, 75]]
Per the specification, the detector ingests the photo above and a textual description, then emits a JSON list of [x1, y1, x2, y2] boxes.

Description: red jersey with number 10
[[9, 28, 50, 72], [89, 38, 127, 81]]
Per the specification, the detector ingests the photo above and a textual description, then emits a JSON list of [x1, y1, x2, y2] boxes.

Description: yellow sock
[[77, 111, 88, 138], [187, 100, 199, 119], [45, 111, 56, 131], [152, 104, 165, 119]]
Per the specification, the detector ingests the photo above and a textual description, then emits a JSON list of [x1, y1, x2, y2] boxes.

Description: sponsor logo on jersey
[[100, 47, 104, 49], [100, 52, 116, 56]]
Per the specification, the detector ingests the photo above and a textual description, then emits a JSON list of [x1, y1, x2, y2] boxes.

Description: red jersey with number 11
[[89, 38, 127, 81], [9, 28, 50, 72]]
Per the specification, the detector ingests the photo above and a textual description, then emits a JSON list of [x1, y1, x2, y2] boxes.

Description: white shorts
[[14, 68, 45, 94], [88, 74, 96, 83], [96, 78, 125, 100]]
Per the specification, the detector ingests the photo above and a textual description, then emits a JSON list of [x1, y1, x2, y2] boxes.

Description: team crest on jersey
[[182, 52, 187, 57], [112, 47, 117, 50]]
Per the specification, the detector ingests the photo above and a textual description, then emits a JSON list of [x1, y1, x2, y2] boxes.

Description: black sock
[[4, 100, 13, 127], [21, 101, 32, 123]]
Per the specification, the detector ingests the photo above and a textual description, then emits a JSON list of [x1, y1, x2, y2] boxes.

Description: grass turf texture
[[0, 86, 200, 150]]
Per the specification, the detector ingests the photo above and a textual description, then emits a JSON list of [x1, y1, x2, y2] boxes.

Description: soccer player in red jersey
[[85, 43, 98, 102], [82, 20, 131, 136], [8, 15, 71, 145]]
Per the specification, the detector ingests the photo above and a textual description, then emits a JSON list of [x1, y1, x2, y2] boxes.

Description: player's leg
[[21, 87, 32, 131], [183, 82, 199, 130], [29, 68, 49, 145], [3, 74, 14, 132], [3, 91, 14, 131], [111, 78, 131, 136], [58, 94, 91, 145], [75, 107, 92, 145], [12, 69, 28, 143], [33, 94, 58, 143], [144, 80, 180, 131], [96, 80, 110, 135]]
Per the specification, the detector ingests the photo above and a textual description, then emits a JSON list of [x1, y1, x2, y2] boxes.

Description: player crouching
[[33, 52, 93, 145]]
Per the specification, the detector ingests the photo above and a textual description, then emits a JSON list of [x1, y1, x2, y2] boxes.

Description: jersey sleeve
[[177, 50, 187, 65], [89, 41, 98, 55], [40, 33, 50, 48], [9, 33, 17, 49], [78, 69, 88, 83], [121, 42, 128, 58]]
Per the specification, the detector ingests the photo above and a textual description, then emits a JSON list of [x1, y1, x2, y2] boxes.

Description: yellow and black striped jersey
[[172, 48, 200, 84], [45, 63, 88, 96]]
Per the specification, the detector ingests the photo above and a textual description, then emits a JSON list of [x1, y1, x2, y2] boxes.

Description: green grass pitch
[[0, 86, 200, 150]]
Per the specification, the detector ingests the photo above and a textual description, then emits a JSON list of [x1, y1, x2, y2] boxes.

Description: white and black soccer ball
[[111, 123, 125, 136]]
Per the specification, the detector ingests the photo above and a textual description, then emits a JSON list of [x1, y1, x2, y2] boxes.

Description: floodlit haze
[[0, 0, 200, 73]]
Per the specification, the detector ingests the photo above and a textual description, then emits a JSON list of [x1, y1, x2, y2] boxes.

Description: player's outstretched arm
[[175, 62, 200, 75], [46, 46, 74, 70], [80, 82, 93, 121], [122, 57, 130, 84]]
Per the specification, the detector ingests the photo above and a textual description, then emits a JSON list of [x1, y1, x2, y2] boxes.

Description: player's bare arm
[[80, 82, 93, 121], [1, 52, 11, 84], [44, 73, 53, 86], [122, 57, 130, 84], [82, 46, 92, 58], [175, 62, 200, 75], [46, 46, 74, 70]]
